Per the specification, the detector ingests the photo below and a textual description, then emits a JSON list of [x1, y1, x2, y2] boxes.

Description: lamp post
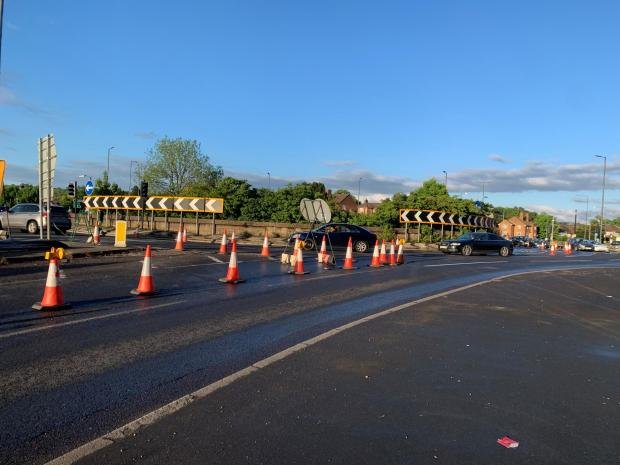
[[574, 209, 577, 237], [106, 146, 115, 183], [129, 160, 138, 192], [442, 170, 448, 190], [267, 172, 271, 189], [358, 177, 362, 206], [594, 154, 607, 242]]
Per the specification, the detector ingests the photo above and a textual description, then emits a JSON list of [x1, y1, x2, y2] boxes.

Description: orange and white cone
[[131, 245, 156, 295], [342, 236, 357, 270], [317, 235, 328, 263], [32, 258, 70, 310], [370, 239, 382, 267], [218, 231, 228, 254], [379, 240, 388, 265], [290, 242, 310, 275], [182, 226, 187, 244], [564, 242, 572, 255], [92, 222, 101, 245], [228, 231, 236, 253], [174, 223, 184, 251], [261, 231, 270, 257], [389, 240, 397, 266], [219, 239, 245, 283], [550, 243, 556, 256], [396, 241, 405, 265]]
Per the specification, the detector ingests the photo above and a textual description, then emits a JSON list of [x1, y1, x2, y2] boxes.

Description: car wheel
[[461, 244, 473, 256], [354, 240, 369, 253], [303, 239, 315, 250], [27, 220, 39, 234], [499, 246, 510, 257]]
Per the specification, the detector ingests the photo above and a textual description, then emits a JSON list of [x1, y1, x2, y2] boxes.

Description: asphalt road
[[0, 244, 618, 464]]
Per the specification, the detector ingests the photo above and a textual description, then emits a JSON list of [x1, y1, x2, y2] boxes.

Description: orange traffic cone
[[218, 230, 228, 254], [342, 236, 357, 270], [549, 243, 556, 256], [32, 258, 70, 310], [261, 231, 270, 257], [564, 242, 572, 255], [228, 231, 236, 253], [290, 242, 310, 275], [174, 223, 184, 251], [370, 239, 382, 267], [219, 239, 245, 283], [317, 235, 327, 263], [131, 245, 156, 295], [379, 240, 388, 265], [396, 241, 405, 265], [182, 226, 187, 244], [92, 222, 101, 245], [389, 240, 397, 266]]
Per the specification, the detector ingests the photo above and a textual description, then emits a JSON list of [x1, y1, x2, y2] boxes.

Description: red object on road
[[497, 436, 519, 448]]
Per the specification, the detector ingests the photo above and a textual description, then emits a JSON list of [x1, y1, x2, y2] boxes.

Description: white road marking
[[0, 301, 184, 340]]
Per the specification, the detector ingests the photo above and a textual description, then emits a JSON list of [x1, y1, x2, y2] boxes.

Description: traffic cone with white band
[[174, 223, 184, 251], [379, 240, 388, 265], [290, 241, 310, 275], [389, 240, 397, 266], [182, 226, 187, 244], [218, 230, 228, 254], [370, 240, 382, 267], [317, 235, 328, 263], [261, 231, 270, 257], [92, 222, 101, 245], [396, 241, 405, 265], [33, 258, 70, 310], [131, 245, 156, 295], [219, 239, 245, 283], [342, 236, 357, 270]]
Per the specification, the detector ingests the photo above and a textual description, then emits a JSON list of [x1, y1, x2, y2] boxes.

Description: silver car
[[0, 203, 72, 234]]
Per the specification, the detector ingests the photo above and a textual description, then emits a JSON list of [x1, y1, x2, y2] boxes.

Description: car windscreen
[[456, 234, 474, 240]]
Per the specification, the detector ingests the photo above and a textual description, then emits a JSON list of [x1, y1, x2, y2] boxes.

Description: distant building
[[358, 199, 380, 215], [498, 211, 538, 238], [332, 192, 358, 212]]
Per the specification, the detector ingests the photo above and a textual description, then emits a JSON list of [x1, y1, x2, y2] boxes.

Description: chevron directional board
[[83, 196, 224, 213], [399, 209, 495, 228]]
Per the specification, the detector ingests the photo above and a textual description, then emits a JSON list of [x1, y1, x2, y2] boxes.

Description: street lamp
[[358, 177, 362, 205], [106, 146, 115, 182], [594, 154, 607, 242], [129, 160, 138, 191], [442, 170, 447, 190], [267, 172, 271, 189]]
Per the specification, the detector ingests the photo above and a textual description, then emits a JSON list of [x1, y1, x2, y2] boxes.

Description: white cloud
[[134, 131, 157, 140], [489, 153, 508, 163], [323, 160, 357, 168]]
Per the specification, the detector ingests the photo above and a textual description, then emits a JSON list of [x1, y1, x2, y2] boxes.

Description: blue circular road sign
[[85, 180, 94, 195]]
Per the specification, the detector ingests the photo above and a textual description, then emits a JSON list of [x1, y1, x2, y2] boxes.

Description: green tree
[[212, 177, 256, 219], [0, 183, 39, 206], [93, 175, 124, 195], [139, 137, 223, 195]]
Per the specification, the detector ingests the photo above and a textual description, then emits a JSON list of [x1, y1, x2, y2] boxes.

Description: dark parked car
[[288, 223, 377, 253], [0, 203, 72, 234], [576, 240, 594, 251], [439, 232, 513, 256]]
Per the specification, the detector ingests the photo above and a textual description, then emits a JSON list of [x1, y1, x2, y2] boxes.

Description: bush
[[239, 230, 252, 240]]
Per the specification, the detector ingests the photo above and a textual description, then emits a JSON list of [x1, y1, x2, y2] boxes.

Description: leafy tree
[[94, 175, 124, 195], [138, 137, 223, 195], [212, 177, 256, 219], [0, 183, 39, 206]]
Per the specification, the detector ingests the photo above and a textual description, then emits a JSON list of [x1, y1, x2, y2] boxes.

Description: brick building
[[498, 211, 537, 239]]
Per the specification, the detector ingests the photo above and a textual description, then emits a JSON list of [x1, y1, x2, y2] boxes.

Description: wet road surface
[[0, 245, 618, 464]]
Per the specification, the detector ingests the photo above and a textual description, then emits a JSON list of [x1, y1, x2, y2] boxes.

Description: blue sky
[[1, 0, 619, 222]]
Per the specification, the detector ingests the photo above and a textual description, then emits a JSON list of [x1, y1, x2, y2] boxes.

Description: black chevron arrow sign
[[399, 209, 495, 228]]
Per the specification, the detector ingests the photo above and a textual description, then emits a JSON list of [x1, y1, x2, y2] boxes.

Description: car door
[[487, 233, 505, 253], [8, 204, 27, 229]]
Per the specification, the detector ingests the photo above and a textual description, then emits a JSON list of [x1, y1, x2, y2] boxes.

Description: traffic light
[[140, 181, 148, 198], [67, 183, 75, 198]]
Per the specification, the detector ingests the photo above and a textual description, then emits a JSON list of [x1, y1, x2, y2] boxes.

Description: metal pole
[[442, 170, 447, 190], [38, 137, 44, 240], [46, 136, 52, 240], [0, 0, 5, 74], [573, 209, 577, 237]]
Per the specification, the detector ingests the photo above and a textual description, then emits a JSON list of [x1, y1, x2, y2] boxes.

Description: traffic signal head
[[67, 183, 75, 197], [140, 181, 148, 198]]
